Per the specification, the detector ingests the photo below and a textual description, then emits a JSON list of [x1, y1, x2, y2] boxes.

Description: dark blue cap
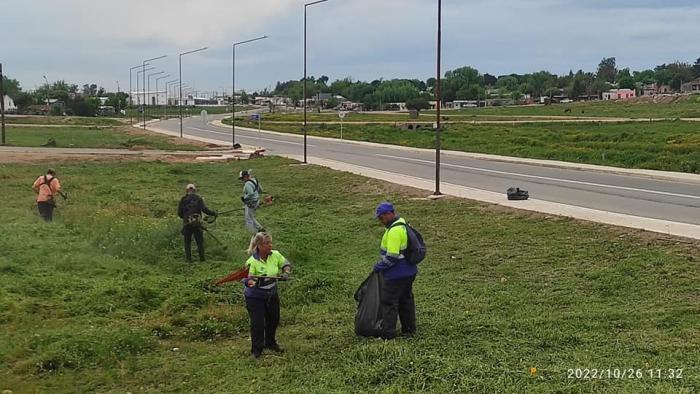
[[374, 201, 394, 218]]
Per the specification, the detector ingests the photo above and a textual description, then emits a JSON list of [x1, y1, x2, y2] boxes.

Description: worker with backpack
[[31, 168, 65, 222], [366, 201, 426, 339], [239, 169, 265, 234], [177, 183, 218, 262]]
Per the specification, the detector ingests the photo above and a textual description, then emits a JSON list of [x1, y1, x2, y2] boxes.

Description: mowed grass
[[233, 119, 700, 173], [428, 94, 700, 118], [3, 126, 202, 151], [0, 158, 698, 392]]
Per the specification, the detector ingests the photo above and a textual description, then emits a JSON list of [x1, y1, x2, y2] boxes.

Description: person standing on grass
[[31, 168, 62, 222], [241, 232, 291, 358], [177, 183, 217, 263], [239, 169, 265, 234], [373, 202, 417, 339]]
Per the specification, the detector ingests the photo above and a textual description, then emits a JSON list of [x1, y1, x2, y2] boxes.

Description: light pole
[[232, 36, 268, 146], [136, 67, 155, 126], [179, 47, 208, 138], [434, 0, 442, 195], [142, 55, 167, 128], [146, 71, 165, 127], [42, 75, 50, 123], [165, 79, 179, 118], [303, 0, 329, 163], [0, 62, 5, 145], [129, 64, 142, 124], [155, 74, 170, 119]]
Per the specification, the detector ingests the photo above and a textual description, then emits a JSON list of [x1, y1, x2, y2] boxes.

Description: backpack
[[43, 176, 57, 207], [246, 179, 261, 193], [182, 195, 203, 227], [507, 187, 529, 200], [390, 221, 426, 265]]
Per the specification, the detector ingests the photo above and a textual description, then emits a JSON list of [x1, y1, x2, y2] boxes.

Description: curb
[[286, 155, 700, 241], [208, 120, 700, 185]]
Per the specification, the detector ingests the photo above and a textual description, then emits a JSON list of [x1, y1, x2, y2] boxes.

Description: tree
[[483, 73, 497, 86], [426, 77, 436, 90], [405, 97, 430, 112], [13, 92, 34, 111], [326, 96, 339, 109], [239, 90, 250, 104], [1, 76, 21, 99], [82, 84, 98, 96], [694, 57, 700, 78], [597, 57, 617, 83], [618, 75, 635, 89]]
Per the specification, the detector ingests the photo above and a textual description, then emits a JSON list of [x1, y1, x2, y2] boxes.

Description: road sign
[[250, 113, 261, 121], [338, 111, 347, 119]]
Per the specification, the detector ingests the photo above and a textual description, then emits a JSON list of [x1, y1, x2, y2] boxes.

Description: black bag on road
[[354, 271, 384, 337]]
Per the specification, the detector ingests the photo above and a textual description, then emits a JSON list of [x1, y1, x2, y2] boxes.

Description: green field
[[2, 126, 201, 151], [430, 95, 700, 119], [232, 119, 700, 173], [1, 158, 698, 392], [5, 116, 124, 126]]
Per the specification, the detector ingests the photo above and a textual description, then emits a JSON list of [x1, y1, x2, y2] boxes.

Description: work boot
[[251, 349, 262, 359], [265, 343, 284, 353]]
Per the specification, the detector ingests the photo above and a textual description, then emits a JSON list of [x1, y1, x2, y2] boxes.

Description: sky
[[2, 0, 699, 94]]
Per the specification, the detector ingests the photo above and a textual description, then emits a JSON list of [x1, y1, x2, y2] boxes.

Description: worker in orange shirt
[[31, 168, 64, 222]]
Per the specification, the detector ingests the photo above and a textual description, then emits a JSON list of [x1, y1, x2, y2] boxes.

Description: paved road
[[155, 115, 700, 226]]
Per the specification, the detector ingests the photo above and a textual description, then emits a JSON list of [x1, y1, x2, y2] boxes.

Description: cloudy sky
[[2, 0, 699, 94]]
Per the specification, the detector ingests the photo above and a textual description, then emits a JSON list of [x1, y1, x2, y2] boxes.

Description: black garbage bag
[[354, 271, 384, 337], [507, 187, 529, 200]]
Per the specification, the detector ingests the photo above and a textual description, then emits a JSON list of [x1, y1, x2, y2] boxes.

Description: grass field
[[429, 95, 700, 119], [2, 126, 202, 151], [231, 119, 700, 173], [0, 157, 698, 392], [4, 116, 124, 126]]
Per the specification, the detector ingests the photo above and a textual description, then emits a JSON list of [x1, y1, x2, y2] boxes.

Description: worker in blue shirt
[[373, 202, 417, 339]]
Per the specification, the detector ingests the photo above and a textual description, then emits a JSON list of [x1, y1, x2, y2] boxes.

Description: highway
[[154, 114, 700, 227]]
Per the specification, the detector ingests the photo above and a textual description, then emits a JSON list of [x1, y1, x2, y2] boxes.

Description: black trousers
[[38, 201, 55, 222], [380, 275, 417, 339], [181, 224, 204, 262], [245, 293, 280, 353]]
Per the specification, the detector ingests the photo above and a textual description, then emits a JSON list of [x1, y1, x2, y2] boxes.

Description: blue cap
[[374, 202, 394, 218]]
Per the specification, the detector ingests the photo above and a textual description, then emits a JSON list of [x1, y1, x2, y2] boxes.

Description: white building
[[602, 89, 636, 101], [129, 91, 168, 106], [2, 95, 17, 112]]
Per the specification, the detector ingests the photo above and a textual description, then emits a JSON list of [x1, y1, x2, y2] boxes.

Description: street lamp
[[129, 64, 144, 125], [434, 0, 442, 195], [232, 36, 268, 146], [42, 75, 50, 122], [136, 67, 155, 125], [303, 0, 329, 163], [179, 47, 208, 138], [165, 79, 179, 118], [147, 71, 165, 124], [155, 74, 171, 119], [142, 55, 167, 129]]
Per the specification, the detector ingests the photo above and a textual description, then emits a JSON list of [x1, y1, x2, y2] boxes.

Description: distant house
[[642, 83, 672, 96], [680, 78, 700, 94], [602, 89, 636, 100], [2, 95, 17, 113]]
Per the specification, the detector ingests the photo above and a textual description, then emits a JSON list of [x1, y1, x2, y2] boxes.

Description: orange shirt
[[32, 175, 61, 203]]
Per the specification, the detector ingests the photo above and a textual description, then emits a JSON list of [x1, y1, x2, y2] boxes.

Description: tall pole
[[142, 55, 167, 129], [43, 75, 50, 123], [303, 5, 307, 163], [232, 36, 268, 146], [434, 0, 442, 195], [303, 0, 328, 163], [155, 74, 170, 119], [146, 71, 164, 128], [129, 65, 142, 125], [178, 47, 208, 138], [0, 63, 5, 145], [165, 79, 178, 119]]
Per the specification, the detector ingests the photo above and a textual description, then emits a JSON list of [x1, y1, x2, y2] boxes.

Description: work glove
[[246, 279, 257, 288], [240, 196, 246, 203], [280, 272, 290, 281]]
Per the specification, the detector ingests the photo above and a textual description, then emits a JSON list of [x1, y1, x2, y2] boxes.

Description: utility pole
[[303, 0, 329, 163], [0, 63, 6, 145], [434, 0, 442, 196]]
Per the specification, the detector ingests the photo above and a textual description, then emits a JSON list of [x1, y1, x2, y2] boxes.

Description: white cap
[[186, 183, 196, 191]]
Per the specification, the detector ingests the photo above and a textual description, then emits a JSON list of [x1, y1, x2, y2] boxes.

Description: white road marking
[[376, 154, 700, 201], [186, 126, 314, 147]]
